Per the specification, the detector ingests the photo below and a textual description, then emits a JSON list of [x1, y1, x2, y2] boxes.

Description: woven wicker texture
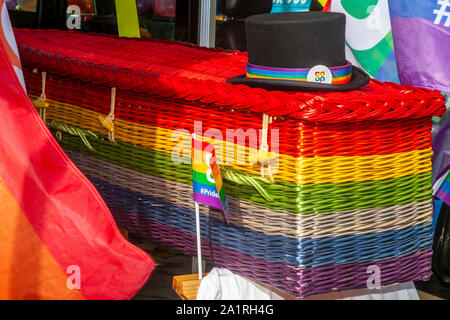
[[99, 197, 434, 298], [16, 28, 446, 299], [16, 29, 445, 123], [86, 175, 432, 267], [24, 70, 435, 158], [65, 149, 433, 240], [111, 199, 432, 298], [51, 125, 433, 214], [59, 145, 433, 268], [29, 93, 434, 186]]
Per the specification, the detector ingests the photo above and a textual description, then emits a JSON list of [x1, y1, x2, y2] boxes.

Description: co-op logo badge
[[307, 65, 332, 84]]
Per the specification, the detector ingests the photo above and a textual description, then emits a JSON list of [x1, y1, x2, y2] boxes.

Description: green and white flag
[[330, 0, 399, 83]]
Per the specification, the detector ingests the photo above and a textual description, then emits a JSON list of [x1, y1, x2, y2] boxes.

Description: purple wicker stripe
[[290, 250, 432, 297], [112, 206, 432, 299]]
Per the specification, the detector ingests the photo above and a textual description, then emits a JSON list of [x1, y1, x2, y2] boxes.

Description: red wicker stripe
[[15, 29, 446, 124]]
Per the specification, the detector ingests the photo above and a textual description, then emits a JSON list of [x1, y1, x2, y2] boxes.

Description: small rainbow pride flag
[[192, 135, 229, 223]]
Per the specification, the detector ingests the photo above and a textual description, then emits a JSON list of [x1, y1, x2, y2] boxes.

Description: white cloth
[[308, 281, 419, 300], [197, 267, 419, 300], [197, 268, 284, 300]]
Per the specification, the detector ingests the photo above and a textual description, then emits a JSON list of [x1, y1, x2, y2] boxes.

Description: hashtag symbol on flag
[[434, 0, 450, 27]]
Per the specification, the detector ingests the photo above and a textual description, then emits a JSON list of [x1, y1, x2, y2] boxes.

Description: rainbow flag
[[0, 3, 154, 299], [311, 0, 332, 11], [192, 136, 229, 223]]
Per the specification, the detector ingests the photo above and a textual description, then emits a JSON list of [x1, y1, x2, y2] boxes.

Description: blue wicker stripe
[[87, 175, 433, 268]]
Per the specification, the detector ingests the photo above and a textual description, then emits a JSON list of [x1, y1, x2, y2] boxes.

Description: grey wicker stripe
[[65, 149, 433, 240]]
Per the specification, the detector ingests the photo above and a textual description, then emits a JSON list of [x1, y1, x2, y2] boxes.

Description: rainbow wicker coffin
[[15, 29, 446, 299]]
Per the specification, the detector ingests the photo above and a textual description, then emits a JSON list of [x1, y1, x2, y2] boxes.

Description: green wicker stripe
[[54, 130, 432, 214], [220, 167, 274, 202]]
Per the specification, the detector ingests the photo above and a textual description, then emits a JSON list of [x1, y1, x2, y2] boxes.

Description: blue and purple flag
[[436, 172, 450, 208], [389, 0, 450, 92]]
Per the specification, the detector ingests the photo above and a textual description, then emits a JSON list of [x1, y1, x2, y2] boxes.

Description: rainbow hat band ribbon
[[246, 60, 353, 85]]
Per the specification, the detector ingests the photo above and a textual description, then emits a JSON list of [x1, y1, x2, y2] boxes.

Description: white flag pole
[[195, 201, 203, 280], [192, 133, 203, 280]]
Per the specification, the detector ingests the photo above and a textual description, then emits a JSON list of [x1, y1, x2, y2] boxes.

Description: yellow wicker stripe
[[36, 96, 433, 185]]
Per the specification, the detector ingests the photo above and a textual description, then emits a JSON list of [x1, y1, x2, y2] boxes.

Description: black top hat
[[227, 12, 370, 92]]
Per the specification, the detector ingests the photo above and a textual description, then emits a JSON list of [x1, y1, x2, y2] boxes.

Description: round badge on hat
[[307, 65, 333, 84]]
